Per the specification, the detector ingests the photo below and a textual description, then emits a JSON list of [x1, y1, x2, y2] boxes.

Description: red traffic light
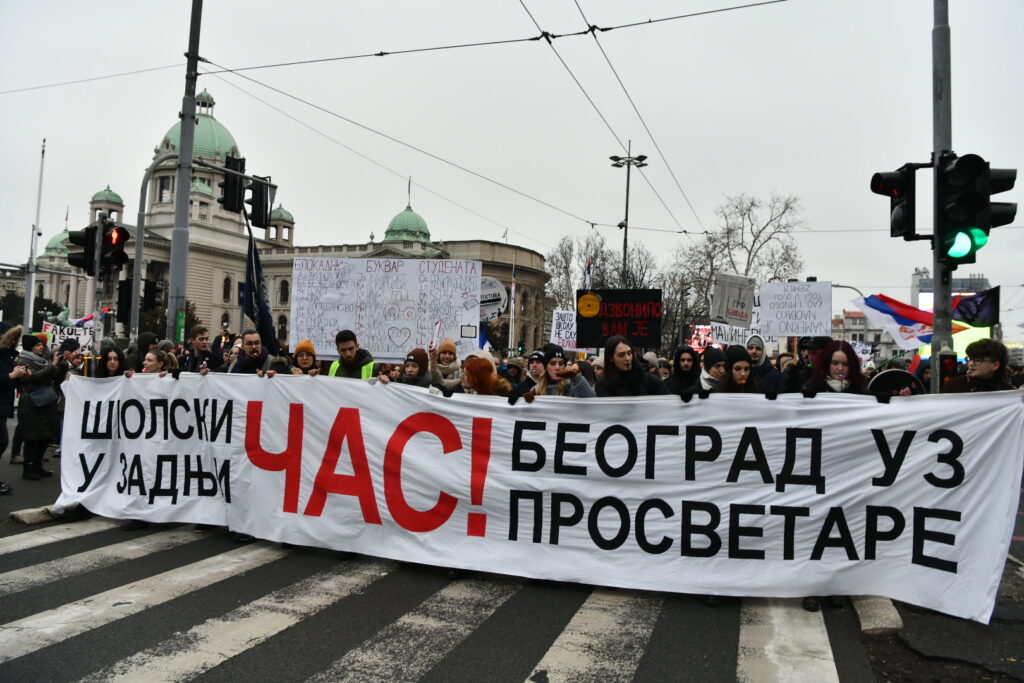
[[108, 227, 122, 244]]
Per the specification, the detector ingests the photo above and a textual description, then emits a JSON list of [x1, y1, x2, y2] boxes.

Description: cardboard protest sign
[[290, 258, 481, 362], [57, 375, 1024, 623], [758, 282, 832, 337]]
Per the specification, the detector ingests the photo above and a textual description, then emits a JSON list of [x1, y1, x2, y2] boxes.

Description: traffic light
[[143, 279, 163, 311], [116, 279, 133, 324], [935, 152, 1017, 268], [217, 156, 246, 213], [871, 164, 916, 240], [246, 175, 272, 228], [100, 218, 129, 273], [937, 350, 958, 389], [67, 224, 97, 273]]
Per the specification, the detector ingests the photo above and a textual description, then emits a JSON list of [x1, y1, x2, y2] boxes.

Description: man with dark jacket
[[746, 334, 781, 394], [179, 325, 223, 373], [228, 330, 273, 375], [941, 338, 1015, 393], [327, 330, 378, 379], [781, 336, 831, 393]]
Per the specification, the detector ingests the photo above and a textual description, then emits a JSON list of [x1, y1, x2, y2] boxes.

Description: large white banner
[[289, 258, 482, 362], [758, 281, 832, 337], [56, 375, 1023, 623]]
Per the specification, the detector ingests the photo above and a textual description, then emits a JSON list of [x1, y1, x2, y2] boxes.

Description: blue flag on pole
[[242, 226, 280, 356]]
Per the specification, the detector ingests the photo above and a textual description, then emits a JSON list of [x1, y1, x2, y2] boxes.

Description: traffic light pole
[[930, 0, 953, 394], [93, 212, 104, 342], [23, 139, 45, 331], [168, 0, 203, 343]]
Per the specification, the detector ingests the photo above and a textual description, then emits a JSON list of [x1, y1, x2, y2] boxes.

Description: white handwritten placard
[[757, 281, 832, 337], [550, 309, 576, 348], [289, 258, 482, 362]]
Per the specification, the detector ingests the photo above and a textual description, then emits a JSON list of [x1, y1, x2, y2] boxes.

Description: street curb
[[9, 505, 55, 525], [851, 595, 904, 634]]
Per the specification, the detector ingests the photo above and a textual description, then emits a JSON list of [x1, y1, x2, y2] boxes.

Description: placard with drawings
[[290, 258, 482, 362]]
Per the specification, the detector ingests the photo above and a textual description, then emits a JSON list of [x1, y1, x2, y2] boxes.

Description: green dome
[[92, 185, 123, 203], [44, 229, 70, 257], [159, 92, 240, 161], [190, 178, 214, 196], [270, 204, 294, 222], [384, 205, 431, 242]]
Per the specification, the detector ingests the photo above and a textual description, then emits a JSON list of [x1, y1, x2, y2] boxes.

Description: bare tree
[[544, 235, 577, 310], [717, 193, 804, 283]]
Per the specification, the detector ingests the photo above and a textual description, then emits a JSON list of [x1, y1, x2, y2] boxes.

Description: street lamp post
[[610, 140, 647, 288]]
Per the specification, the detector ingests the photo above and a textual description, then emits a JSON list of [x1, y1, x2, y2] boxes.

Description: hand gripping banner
[[56, 375, 1024, 623]]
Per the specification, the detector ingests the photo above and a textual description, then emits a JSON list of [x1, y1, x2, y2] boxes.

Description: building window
[[223, 276, 232, 303], [198, 201, 209, 222], [37, 284, 44, 299], [158, 176, 174, 203], [520, 290, 529, 314], [63, 282, 71, 306], [277, 315, 288, 341], [279, 280, 289, 306]]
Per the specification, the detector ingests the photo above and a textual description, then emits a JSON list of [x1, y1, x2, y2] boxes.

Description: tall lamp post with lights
[[610, 141, 647, 288]]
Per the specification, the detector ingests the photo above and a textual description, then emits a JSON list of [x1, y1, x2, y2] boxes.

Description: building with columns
[[30, 91, 549, 352]]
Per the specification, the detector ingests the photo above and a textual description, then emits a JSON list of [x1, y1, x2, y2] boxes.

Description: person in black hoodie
[[595, 336, 668, 397], [687, 347, 727, 393], [664, 346, 700, 396], [228, 330, 273, 375], [719, 345, 762, 394]]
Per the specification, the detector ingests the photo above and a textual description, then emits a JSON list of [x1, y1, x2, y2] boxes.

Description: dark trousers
[[0, 418, 7, 456], [11, 422, 22, 456], [23, 440, 47, 474]]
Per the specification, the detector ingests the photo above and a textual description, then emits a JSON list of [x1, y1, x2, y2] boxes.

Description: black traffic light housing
[[100, 218, 129, 274], [937, 350, 959, 389], [935, 152, 1017, 268], [67, 224, 98, 272], [871, 164, 918, 240], [143, 279, 163, 311], [246, 175, 273, 228], [217, 156, 246, 213]]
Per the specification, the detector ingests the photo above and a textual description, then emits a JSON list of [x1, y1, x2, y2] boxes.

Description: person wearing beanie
[[595, 335, 670, 397], [15, 332, 66, 480], [665, 346, 700, 397], [290, 339, 320, 375], [719, 344, 762, 394], [745, 334, 780, 394], [535, 344, 596, 398], [429, 337, 462, 392], [782, 335, 832, 393], [687, 347, 726, 393], [502, 357, 524, 389], [394, 348, 433, 388]]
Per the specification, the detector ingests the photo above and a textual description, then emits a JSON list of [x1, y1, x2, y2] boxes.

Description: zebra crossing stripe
[[308, 575, 522, 682], [0, 518, 122, 556], [0, 543, 286, 663], [736, 598, 839, 683], [77, 559, 396, 683], [527, 588, 663, 682], [0, 527, 205, 596]]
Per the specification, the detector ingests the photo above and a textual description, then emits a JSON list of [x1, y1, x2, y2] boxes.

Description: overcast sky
[[2, 1, 1022, 337]]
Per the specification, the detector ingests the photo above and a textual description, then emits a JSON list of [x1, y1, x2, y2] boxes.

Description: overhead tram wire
[[3, 2, 790, 96], [200, 68, 553, 252], [0, 63, 184, 96], [202, 58, 599, 234], [517, 0, 684, 232], [574, 0, 706, 237]]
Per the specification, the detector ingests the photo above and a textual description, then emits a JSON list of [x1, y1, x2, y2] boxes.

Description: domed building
[[33, 91, 548, 353]]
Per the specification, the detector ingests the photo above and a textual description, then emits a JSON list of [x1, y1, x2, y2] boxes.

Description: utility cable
[[518, 0, 685, 231], [0, 63, 183, 96], [574, 0, 705, 233], [200, 68, 554, 252]]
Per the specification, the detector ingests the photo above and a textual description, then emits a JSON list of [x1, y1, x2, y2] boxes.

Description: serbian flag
[[854, 294, 966, 351]]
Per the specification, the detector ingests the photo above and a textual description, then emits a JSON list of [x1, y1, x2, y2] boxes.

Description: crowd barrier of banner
[[55, 375, 1024, 623]]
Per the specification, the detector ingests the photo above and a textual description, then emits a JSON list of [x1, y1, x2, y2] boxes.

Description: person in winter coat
[[453, 355, 513, 396], [289, 339, 321, 376], [802, 340, 866, 394], [96, 346, 128, 378], [664, 346, 700, 396], [534, 344, 596, 398], [15, 334, 67, 480], [328, 330, 378, 380], [0, 323, 26, 493], [379, 348, 435, 388], [688, 347, 727, 393], [178, 326, 224, 373], [126, 331, 159, 372], [782, 336, 831, 393], [502, 357, 525, 390], [228, 330, 274, 375], [429, 338, 462, 393], [913, 358, 932, 393], [940, 338, 1015, 393], [746, 334, 780, 394], [595, 336, 669, 397], [719, 345, 763, 394]]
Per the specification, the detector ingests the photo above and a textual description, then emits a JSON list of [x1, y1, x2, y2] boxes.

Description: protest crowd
[[2, 318, 1022, 612]]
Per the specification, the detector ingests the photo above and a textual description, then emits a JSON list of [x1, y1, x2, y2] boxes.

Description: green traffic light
[[947, 231, 972, 258], [968, 227, 988, 249]]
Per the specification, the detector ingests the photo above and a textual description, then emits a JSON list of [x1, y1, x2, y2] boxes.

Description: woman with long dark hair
[[802, 340, 866, 394], [96, 347, 127, 378], [595, 336, 668, 397]]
